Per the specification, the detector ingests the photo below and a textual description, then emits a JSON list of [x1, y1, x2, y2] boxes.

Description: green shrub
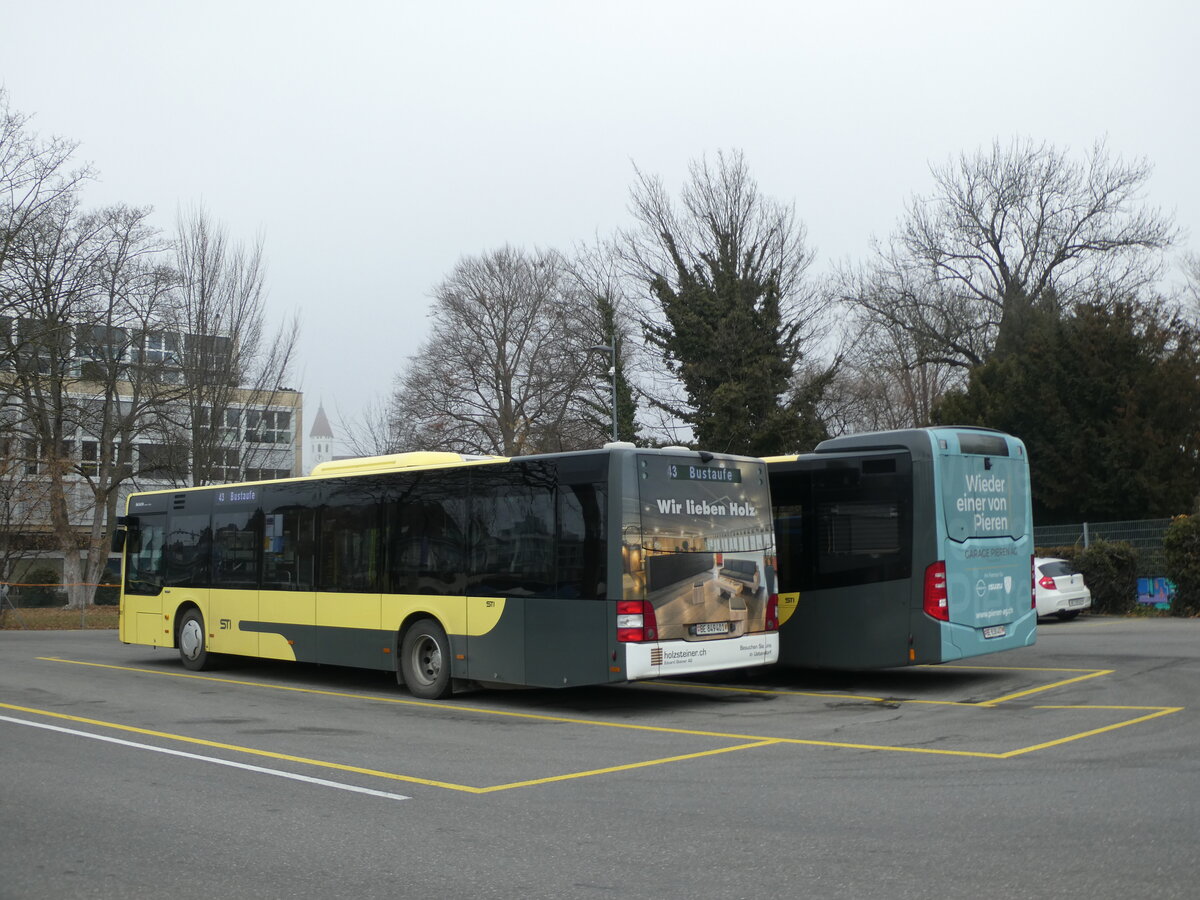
[[1036, 540, 1142, 616], [93, 569, 120, 606], [1163, 515, 1200, 617], [16, 566, 65, 608], [1072, 540, 1139, 615]]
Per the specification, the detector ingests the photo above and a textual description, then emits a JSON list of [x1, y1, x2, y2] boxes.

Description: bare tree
[[163, 204, 299, 485], [1, 89, 93, 403], [0, 428, 57, 594], [1, 91, 90, 587], [337, 395, 399, 458], [1182, 252, 1200, 324], [0, 89, 92, 281], [2, 197, 180, 606], [71, 206, 178, 603], [390, 246, 601, 456], [822, 304, 964, 435], [845, 138, 1177, 370], [564, 239, 641, 444]]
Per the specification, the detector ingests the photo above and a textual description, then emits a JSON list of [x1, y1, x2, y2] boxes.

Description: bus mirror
[[113, 515, 140, 553], [114, 526, 141, 554]]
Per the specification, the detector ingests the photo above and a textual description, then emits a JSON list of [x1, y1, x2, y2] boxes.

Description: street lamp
[[588, 338, 618, 442]]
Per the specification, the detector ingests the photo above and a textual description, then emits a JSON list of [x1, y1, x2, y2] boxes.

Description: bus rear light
[[765, 593, 779, 631], [617, 600, 658, 642], [923, 561, 949, 621]]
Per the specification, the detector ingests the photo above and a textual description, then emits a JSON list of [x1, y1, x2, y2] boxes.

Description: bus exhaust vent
[[650, 648, 664, 666], [172, 494, 187, 510]]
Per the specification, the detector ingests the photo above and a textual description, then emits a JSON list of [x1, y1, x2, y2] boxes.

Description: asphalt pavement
[[2, 616, 1196, 900]]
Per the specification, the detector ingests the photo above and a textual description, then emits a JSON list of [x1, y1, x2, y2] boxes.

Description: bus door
[[315, 493, 385, 668], [209, 494, 262, 658], [937, 438, 1032, 644], [120, 509, 169, 646], [259, 498, 317, 662]]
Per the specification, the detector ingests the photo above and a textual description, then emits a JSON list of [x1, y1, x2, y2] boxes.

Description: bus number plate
[[982, 625, 1007, 639], [694, 622, 729, 636]]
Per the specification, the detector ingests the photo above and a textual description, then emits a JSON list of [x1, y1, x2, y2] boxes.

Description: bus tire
[[399, 619, 452, 700], [177, 608, 214, 671]]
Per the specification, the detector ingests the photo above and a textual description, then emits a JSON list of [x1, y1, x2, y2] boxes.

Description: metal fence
[[1033, 518, 1172, 576]]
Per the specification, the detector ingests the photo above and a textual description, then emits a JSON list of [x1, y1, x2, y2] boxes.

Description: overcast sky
[[3, 0, 1197, 454]]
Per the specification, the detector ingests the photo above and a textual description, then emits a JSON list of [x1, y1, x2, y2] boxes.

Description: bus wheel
[[177, 609, 213, 671], [400, 619, 452, 700]]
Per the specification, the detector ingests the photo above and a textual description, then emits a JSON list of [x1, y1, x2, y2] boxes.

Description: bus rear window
[[957, 433, 1009, 456]]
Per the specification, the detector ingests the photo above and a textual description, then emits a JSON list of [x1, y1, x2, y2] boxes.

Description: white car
[[1035, 557, 1092, 620]]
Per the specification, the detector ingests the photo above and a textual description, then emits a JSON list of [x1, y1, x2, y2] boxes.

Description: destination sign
[[214, 488, 258, 505], [667, 464, 741, 484]]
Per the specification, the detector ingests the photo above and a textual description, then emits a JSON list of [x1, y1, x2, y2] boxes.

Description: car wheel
[[399, 619, 452, 699]]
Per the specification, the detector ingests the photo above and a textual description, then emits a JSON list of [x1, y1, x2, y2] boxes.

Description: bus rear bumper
[[624, 633, 779, 680], [940, 608, 1038, 661]]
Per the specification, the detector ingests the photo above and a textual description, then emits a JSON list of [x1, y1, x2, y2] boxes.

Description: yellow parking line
[[767, 737, 1003, 758], [977, 670, 1113, 706], [657, 665, 1115, 708], [35, 658, 1010, 759], [36, 658, 821, 741], [0, 700, 480, 793], [930, 664, 1111, 672], [27, 656, 1183, 780], [477, 741, 783, 793], [999, 706, 1182, 757]]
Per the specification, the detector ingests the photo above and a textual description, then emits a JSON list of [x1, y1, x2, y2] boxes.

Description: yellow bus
[[114, 443, 780, 698]]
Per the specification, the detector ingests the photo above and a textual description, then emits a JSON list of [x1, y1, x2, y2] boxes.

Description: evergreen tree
[[624, 151, 831, 456], [936, 298, 1200, 524]]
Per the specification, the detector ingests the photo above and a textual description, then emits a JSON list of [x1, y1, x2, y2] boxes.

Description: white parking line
[[0, 714, 410, 801]]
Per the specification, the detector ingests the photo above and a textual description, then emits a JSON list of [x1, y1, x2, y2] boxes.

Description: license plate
[[982, 625, 1007, 639], [693, 622, 729, 636], [1069, 598, 1087, 607]]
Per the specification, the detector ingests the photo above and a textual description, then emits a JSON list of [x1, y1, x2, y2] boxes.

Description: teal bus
[[766, 427, 1036, 669], [114, 443, 779, 698]]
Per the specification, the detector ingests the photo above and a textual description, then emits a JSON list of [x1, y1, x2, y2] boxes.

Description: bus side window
[[559, 483, 606, 599], [319, 500, 381, 592], [165, 514, 212, 587], [468, 463, 556, 598], [213, 509, 263, 589], [387, 492, 468, 596], [263, 507, 314, 591]]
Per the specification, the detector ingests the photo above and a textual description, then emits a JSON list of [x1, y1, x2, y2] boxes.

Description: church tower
[[307, 402, 334, 474]]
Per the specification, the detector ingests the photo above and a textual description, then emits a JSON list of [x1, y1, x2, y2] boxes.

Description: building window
[[244, 468, 292, 481], [82, 440, 103, 476], [81, 441, 132, 479], [75, 324, 128, 362], [184, 333, 234, 384], [140, 332, 180, 365], [246, 410, 291, 444], [212, 447, 240, 483]]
